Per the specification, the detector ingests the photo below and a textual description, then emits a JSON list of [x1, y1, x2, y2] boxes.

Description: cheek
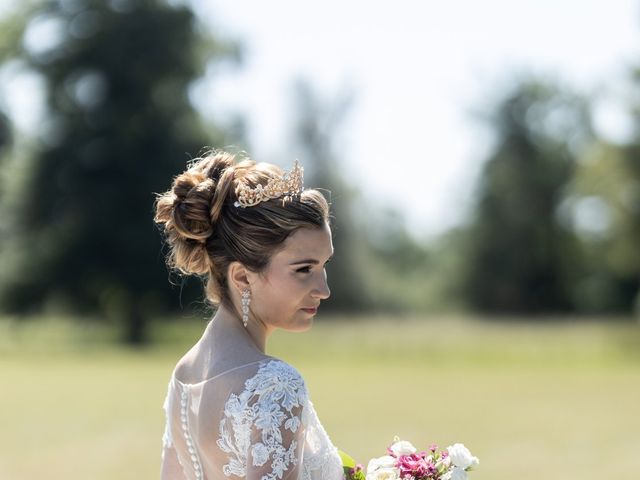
[[254, 274, 301, 310]]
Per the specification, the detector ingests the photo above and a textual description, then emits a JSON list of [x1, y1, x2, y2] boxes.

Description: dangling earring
[[241, 289, 251, 327]]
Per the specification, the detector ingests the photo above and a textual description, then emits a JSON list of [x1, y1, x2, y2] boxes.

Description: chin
[[292, 317, 314, 332]]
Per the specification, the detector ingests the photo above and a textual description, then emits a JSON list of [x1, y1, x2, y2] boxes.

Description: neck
[[209, 304, 270, 354]]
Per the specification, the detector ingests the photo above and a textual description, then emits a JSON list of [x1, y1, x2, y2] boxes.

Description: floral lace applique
[[217, 360, 307, 480]]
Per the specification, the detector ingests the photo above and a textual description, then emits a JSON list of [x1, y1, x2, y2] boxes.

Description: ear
[[228, 261, 252, 293]]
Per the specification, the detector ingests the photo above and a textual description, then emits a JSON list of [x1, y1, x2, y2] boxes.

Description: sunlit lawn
[[1, 314, 639, 480]]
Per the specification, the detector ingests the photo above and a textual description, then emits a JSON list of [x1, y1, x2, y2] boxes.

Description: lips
[[301, 306, 318, 314]]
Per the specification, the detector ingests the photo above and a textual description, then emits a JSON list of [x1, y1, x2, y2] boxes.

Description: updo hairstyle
[[154, 150, 330, 307]]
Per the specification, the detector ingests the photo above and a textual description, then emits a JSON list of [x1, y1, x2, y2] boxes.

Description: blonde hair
[[154, 150, 330, 306]]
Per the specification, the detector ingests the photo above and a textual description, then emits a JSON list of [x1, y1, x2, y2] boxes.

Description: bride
[[154, 150, 343, 480]]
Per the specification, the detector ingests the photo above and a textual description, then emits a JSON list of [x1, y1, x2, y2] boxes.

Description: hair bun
[[171, 173, 216, 241], [154, 151, 236, 275]]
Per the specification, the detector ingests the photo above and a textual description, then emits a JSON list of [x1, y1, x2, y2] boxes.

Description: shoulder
[[258, 357, 304, 378], [219, 358, 308, 430], [254, 358, 305, 383], [170, 343, 201, 384], [245, 358, 308, 404]]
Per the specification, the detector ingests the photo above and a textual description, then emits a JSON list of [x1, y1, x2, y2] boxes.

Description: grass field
[[1, 314, 639, 479]]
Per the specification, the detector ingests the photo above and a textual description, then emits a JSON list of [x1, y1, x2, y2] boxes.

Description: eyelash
[[296, 259, 331, 274]]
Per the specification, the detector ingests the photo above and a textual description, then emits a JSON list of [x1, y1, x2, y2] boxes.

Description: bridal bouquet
[[341, 438, 479, 480]]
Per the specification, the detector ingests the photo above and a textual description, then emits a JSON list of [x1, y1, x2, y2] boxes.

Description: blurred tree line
[[462, 81, 591, 314], [461, 79, 640, 316], [0, 0, 239, 343], [0, 0, 639, 346]]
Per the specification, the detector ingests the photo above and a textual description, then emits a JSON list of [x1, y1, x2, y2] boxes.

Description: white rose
[[366, 467, 400, 480], [447, 444, 479, 470], [389, 440, 417, 456], [367, 455, 396, 473], [450, 467, 468, 480]]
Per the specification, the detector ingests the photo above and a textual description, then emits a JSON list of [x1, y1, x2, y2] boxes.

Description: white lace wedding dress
[[161, 358, 344, 480]]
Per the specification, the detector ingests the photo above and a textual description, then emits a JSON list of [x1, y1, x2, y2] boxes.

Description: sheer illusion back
[[161, 358, 343, 480]]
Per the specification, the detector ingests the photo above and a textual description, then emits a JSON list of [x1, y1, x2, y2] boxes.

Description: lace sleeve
[[217, 360, 308, 480]]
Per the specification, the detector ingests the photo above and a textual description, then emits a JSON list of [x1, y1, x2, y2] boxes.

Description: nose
[[312, 271, 330, 300]]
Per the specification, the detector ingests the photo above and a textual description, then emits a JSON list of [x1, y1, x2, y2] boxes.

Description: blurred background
[[0, 0, 639, 479]]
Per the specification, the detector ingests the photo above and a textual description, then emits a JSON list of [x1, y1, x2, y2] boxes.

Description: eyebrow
[[289, 254, 334, 266]]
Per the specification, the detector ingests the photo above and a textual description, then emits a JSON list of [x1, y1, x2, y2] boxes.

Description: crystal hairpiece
[[234, 160, 304, 208]]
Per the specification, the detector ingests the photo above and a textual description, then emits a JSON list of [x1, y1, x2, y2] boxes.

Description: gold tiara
[[234, 160, 304, 208]]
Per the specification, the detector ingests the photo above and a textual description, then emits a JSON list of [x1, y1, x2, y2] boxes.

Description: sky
[[2, 0, 640, 239], [189, 0, 640, 238]]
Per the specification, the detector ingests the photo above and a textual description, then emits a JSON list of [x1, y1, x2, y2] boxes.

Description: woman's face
[[248, 223, 333, 333]]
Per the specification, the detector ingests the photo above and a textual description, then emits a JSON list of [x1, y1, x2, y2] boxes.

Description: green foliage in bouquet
[[339, 449, 366, 480]]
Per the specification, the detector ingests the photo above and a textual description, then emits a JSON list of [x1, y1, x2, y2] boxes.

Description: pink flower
[[396, 454, 430, 479]]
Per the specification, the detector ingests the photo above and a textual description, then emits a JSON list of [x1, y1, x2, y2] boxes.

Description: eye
[[296, 265, 312, 274]]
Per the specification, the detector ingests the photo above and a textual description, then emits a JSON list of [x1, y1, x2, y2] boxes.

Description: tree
[[0, 110, 10, 154], [563, 142, 640, 312], [0, 0, 241, 343], [462, 79, 592, 314]]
